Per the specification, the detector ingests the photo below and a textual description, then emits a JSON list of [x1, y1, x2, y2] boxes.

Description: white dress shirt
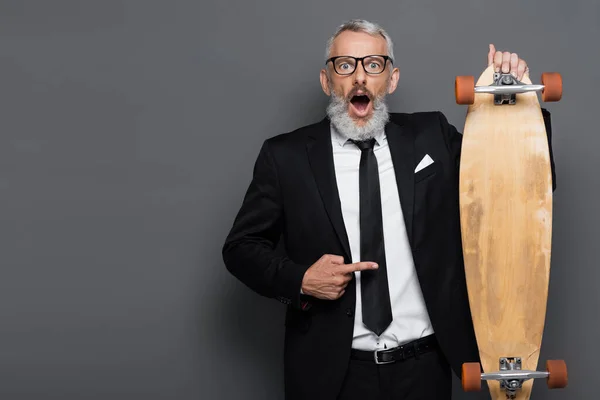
[[330, 124, 434, 351]]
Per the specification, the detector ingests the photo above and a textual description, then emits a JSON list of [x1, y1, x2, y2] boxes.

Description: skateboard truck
[[482, 357, 549, 399], [482, 73, 544, 105], [462, 358, 568, 397], [455, 71, 562, 105]]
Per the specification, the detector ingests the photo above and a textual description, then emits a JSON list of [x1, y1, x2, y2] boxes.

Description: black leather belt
[[350, 334, 438, 365]]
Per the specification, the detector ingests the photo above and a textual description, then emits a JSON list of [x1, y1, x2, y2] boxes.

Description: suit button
[[346, 308, 354, 317]]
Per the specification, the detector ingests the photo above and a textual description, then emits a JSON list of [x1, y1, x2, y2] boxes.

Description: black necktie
[[351, 138, 393, 336]]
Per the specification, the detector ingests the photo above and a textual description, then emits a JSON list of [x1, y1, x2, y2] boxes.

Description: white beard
[[326, 89, 390, 141]]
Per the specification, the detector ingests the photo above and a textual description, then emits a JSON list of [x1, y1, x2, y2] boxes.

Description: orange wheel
[[546, 360, 568, 389], [461, 362, 482, 392], [541, 72, 563, 102], [455, 76, 475, 105]]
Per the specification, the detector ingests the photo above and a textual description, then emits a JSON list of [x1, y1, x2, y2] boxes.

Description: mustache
[[347, 86, 374, 101]]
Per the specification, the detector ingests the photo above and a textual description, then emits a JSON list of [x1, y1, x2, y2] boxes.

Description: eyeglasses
[[326, 55, 393, 76]]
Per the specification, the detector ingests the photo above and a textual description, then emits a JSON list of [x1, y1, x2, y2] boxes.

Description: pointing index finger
[[341, 261, 378, 273]]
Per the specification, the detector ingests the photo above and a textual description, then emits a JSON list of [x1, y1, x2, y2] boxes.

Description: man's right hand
[[301, 254, 378, 300]]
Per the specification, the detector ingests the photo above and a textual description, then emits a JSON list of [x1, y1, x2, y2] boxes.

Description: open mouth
[[350, 94, 372, 116], [351, 94, 370, 109]]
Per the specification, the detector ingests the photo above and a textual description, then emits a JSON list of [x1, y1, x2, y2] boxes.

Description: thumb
[[487, 44, 495, 66]]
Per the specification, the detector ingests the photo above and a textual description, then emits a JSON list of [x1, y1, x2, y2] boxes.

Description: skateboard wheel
[[541, 72, 562, 102], [455, 76, 475, 105], [461, 362, 482, 392], [546, 359, 568, 389]]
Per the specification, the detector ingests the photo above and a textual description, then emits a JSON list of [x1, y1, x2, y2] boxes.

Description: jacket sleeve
[[222, 139, 310, 310], [437, 109, 557, 192], [542, 108, 557, 192]]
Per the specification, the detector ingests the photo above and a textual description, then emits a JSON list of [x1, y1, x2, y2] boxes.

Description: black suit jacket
[[222, 110, 556, 400]]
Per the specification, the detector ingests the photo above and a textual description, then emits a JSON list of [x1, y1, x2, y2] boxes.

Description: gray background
[[1, 0, 597, 399]]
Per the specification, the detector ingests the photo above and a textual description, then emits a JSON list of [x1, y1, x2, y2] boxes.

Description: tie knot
[[350, 138, 376, 151]]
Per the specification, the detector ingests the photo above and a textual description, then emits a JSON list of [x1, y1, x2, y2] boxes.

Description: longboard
[[455, 64, 567, 399]]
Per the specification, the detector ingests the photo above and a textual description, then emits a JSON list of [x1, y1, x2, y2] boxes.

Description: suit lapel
[[305, 118, 417, 259], [386, 120, 416, 248], [306, 119, 352, 261]]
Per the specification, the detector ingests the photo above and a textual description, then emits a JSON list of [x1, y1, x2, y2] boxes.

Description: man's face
[[320, 30, 399, 127]]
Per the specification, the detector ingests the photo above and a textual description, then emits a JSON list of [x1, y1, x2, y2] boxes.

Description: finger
[[510, 53, 519, 77], [487, 44, 495, 66], [342, 261, 378, 273], [334, 275, 348, 287], [493, 50, 503, 72], [502, 51, 511, 73], [325, 254, 345, 264], [339, 279, 350, 291], [337, 289, 345, 299], [517, 59, 527, 81]]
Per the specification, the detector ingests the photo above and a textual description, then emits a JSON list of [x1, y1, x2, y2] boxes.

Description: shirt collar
[[330, 123, 386, 148]]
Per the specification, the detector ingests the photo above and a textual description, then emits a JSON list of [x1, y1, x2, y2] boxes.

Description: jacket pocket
[[414, 162, 440, 183]]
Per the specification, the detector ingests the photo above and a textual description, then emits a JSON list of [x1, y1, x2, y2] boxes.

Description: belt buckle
[[373, 348, 395, 365]]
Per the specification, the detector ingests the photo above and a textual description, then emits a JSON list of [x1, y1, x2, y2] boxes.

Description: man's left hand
[[487, 44, 530, 81]]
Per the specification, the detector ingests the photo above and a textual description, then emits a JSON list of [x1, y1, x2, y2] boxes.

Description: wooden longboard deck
[[459, 65, 553, 399]]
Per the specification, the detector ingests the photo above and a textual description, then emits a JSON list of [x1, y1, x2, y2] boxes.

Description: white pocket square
[[415, 154, 434, 173]]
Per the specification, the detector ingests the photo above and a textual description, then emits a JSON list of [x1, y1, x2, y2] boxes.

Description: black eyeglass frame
[[325, 55, 393, 76]]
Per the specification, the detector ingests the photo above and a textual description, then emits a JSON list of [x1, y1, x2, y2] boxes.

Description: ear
[[387, 67, 400, 94], [320, 69, 331, 96]]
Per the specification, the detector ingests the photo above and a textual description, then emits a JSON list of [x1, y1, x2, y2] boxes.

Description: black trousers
[[336, 346, 452, 400]]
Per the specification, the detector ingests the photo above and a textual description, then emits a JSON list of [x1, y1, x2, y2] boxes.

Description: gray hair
[[324, 19, 395, 62]]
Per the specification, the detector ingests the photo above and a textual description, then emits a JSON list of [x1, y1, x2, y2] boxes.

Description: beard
[[326, 85, 390, 142]]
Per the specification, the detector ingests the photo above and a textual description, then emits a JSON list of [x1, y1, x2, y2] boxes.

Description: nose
[[353, 61, 367, 86]]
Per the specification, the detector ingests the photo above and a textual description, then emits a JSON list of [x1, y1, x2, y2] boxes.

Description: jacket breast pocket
[[414, 162, 440, 183]]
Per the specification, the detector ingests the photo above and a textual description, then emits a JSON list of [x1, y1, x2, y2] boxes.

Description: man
[[222, 19, 556, 400]]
